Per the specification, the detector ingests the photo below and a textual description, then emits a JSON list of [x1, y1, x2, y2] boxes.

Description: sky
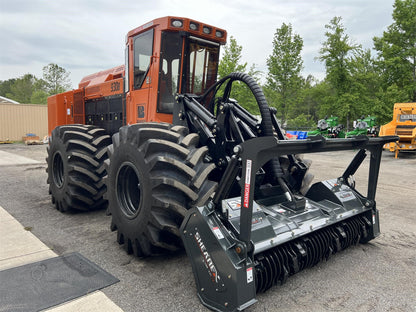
[[0, 0, 395, 89]]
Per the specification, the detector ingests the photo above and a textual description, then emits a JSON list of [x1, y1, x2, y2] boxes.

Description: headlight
[[189, 22, 199, 31], [215, 30, 224, 38], [203, 26, 212, 34], [171, 19, 183, 28]]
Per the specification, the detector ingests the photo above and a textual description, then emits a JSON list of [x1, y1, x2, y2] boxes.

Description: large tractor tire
[[46, 125, 111, 212], [105, 123, 217, 257]]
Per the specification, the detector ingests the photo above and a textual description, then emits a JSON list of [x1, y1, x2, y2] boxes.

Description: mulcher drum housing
[[181, 135, 396, 312]]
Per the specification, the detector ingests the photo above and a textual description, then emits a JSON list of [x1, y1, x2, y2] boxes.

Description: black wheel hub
[[52, 151, 65, 188], [116, 162, 142, 218]]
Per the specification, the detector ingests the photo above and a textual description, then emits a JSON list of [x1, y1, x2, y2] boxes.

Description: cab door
[[126, 29, 154, 124]]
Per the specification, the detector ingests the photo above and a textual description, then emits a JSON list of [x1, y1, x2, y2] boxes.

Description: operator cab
[[125, 17, 227, 124]]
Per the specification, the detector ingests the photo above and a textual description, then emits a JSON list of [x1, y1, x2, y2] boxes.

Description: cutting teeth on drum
[[255, 215, 370, 293]]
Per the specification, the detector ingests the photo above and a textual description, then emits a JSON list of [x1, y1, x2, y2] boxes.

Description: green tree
[[1, 63, 70, 104], [319, 16, 361, 129], [5, 74, 50, 104], [376, 84, 409, 122], [218, 36, 247, 77], [217, 36, 260, 113], [6, 74, 37, 103], [291, 75, 323, 129], [373, 0, 416, 102], [266, 23, 304, 125], [29, 78, 49, 104], [347, 49, 388, 123], [0, 78, 16, 98], [30, 90, 48, 104], [43, 63, 71, 95]]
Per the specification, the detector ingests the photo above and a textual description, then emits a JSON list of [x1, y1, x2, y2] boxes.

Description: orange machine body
[[48, 16, 227, 135], [379, 102, 416, 158]]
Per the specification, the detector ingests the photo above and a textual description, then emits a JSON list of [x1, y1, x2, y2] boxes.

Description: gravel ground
[[0, 142, 415, 312]]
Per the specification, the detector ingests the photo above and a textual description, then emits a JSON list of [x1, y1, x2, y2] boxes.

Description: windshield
[[157, 33, 220, 114], [185, 39, 220, 95]]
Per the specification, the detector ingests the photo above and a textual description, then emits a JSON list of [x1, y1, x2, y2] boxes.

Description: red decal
[[244, 183, 250, 208], [243, 160, 252, 208]]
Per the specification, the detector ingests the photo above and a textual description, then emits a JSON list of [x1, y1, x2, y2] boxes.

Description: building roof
[[0, 96, 20, 104]]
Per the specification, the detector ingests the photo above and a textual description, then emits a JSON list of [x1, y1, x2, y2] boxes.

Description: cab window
[[133, 29, 153, 90], [186, 40, 219, 95], [157, 32, 182, 114]]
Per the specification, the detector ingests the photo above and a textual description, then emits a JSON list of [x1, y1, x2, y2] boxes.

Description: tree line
[[218, 0, 416, 129], [1, 0, 414, 130], [0, 63, 71, 104]]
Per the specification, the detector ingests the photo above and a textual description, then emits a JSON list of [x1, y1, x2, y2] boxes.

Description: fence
[[0, 103, 48, 141]]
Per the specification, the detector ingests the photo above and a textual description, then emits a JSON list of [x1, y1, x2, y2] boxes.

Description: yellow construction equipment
[[379, 103, 416, 158]]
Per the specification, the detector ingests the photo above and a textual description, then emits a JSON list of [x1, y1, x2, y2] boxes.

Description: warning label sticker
[[243, 159, 252, 208], [246, 267, 253, 283], [212, 226, 224, 240], [337, 191, 355, 202], [227, 200, 241, 210]]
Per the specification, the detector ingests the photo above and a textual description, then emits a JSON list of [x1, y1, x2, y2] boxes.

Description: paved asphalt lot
[[0, 143, 415, 312]]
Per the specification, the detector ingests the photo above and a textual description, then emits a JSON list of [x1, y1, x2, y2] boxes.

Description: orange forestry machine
[[46, 16, 398, 312], [48, 16, 226, 134]]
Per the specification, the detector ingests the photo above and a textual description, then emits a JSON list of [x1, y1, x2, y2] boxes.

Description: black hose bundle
[[200, 72, 293, 200], [200, 72, 273, 136]]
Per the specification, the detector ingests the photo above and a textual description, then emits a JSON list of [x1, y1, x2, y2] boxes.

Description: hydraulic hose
[[215, 72, 274, 135], [200, 72, 293, 201]]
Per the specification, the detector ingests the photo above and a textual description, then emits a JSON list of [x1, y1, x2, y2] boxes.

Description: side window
[[157, 32, 182, 114], [133, 29, 154, 90], [124, 45, 129, 92]]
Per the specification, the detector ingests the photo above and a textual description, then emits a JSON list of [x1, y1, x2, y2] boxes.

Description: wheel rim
[[116, 162, 142, 218], [52, 151, 64, 188]]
